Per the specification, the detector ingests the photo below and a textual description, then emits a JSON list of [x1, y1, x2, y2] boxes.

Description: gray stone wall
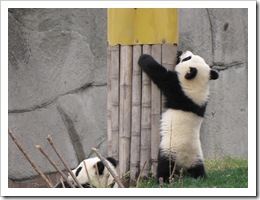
[[178, 8, 248, 158], [8, 8, 248, 181], [8, 8, 108, 180]]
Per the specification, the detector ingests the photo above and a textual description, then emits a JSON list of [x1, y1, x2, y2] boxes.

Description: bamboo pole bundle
[[150, 44, 162, 176], [140, 45, 152, 177], [108, 8, 178, 181], [107, 44, 112, 156], [119, 45, 133, 179], [110, 45, 120, 160], [130, 45, 142, 181]]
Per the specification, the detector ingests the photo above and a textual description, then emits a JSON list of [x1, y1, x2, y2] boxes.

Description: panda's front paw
[[138, 54, 154, 68]]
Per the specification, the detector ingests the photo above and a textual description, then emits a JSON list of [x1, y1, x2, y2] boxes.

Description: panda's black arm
[[138, 54, 170, 90]]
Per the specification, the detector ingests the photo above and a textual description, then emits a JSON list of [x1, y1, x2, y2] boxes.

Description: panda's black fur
[[55, 157, 118, 188], [138, 51, 219, 182]]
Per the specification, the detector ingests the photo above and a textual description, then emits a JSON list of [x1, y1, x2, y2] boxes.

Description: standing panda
[[55, 157, 119, 188], [138, 51, 219, 181]]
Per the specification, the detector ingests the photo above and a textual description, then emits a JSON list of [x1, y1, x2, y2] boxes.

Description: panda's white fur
[[175, 51, 211, 106], [160, 109, 203, 168], [138, 50, 219, 180], [68, 157, 118, 188]]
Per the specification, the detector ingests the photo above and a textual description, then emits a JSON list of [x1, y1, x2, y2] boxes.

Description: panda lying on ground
[[138, 51, 219, 181], [55, 157, 118, 188]]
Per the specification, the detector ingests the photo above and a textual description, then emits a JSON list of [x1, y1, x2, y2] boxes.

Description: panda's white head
[[68, 157, 118, 188], [175, 51, 219, 106]]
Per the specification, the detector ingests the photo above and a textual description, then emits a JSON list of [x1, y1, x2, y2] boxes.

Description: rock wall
[[8, 8, 108, 180], [178, 8, 248, 158], [8, 8, 248, 181]]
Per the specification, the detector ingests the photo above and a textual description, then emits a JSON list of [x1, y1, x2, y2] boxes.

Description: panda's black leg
[[157, 151, 176, 183], [187, 163, 207, 178]]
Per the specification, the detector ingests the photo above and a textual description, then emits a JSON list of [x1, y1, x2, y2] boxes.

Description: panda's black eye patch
[[182, 56, 192, 62], [75, 167, 82, 177]]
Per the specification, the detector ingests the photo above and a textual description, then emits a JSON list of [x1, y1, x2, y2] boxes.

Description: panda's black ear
[[96, 161, 105, 175], [185, 67, 197, 80], [210, 69, 219, 80], [106, 157, 118, 168]]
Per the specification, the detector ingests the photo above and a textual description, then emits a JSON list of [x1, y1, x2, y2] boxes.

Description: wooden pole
[[150, 44, 162, 176], [107, 44, 112, 156], [8, 129, 53, 188], [110, 45, 120, 160], [140, 45, 152, 177], [161, 44, 178, 112], [36, 145, 75, 188], [92, 148, 124, 188], [47, 135, 83, 188], [130, 45, 142, 182], [119, 45, 133, 179]]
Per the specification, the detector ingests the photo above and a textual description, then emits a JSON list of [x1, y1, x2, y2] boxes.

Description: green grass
[[135, 157, 248, 188]]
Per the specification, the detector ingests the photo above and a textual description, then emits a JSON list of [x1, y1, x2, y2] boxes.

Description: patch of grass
[[135, 157, 248, 188]]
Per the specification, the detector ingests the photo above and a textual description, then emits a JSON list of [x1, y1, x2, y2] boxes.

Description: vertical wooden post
[[140, 45, 151, 177], [119, 46, 133, 179], [110, 45, 120, 160], [161, 44, 178, 112], [150, 44, 162, 175], [107, 44, 112, 156], [130, 45, 142, 181]]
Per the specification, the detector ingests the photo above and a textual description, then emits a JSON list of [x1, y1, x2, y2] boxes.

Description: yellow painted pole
[[108, 8, 178, 46]]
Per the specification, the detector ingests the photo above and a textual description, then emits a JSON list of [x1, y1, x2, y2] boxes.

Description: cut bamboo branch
[[136, 160, 147, 188], [36, 145, 74, 188], [169, 162, 177, 187], [110, 45, 120, 160], [91, 147, 124, 188], [130, 45, 142, 181], [60, 176, 65, 188], [94, 163, 102, 187], [47, 135, 83, 188], [169, 162, 177, 180], [104, 173, 110, 188], [140, 45, 152, 177], [178, 168, 184, 188], [159, 177, 164, 188], [119, 45, 133, 179], [83, 159, 93, 188], [8, 129, 53, 188]]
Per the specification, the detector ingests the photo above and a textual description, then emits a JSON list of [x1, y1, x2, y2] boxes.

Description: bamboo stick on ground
[[83, 160, 93, 187], [8, 129, 53, 188], [169, 162, 177, 187], [91, 147, 124, 188], [47, 135, 83, 188], [36, 145, 75, 188], [136, 161, 147, 188], [159, 177, 164, 188]]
